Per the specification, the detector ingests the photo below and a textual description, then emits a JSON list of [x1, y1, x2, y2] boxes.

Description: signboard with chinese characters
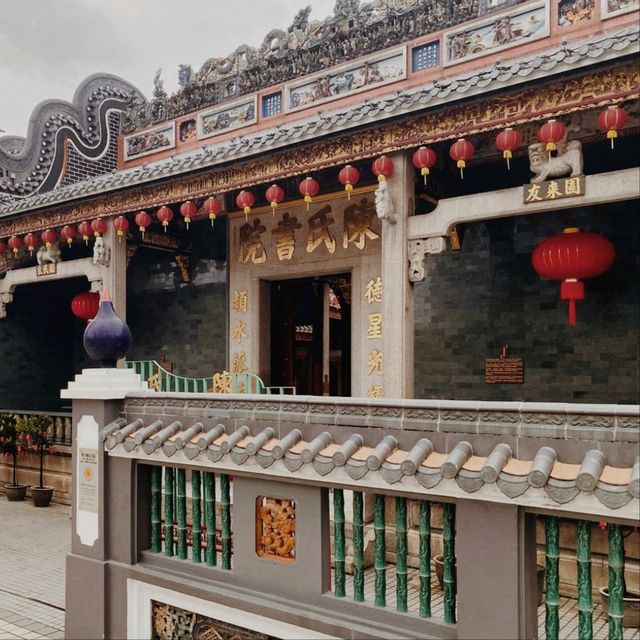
[[523, 176, 585, 203], [485, 346, 524, 384], [78, 447, 99, 513], [36, 263, 57, 276]]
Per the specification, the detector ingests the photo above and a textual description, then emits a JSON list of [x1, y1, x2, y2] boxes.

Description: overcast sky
[[0, 0, 336, 137]]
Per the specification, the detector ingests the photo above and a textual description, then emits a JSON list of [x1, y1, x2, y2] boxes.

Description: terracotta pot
[[31, 486, 54, 508], [599, 587, 640, 628], [434, 554, 456, 589], [5, 484, 27, 502]]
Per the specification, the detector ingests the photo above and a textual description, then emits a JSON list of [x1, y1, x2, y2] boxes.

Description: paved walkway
[[0, 499, 68, 639]]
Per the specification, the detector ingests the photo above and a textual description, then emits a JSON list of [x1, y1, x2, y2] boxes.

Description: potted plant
[[0, 413, 28, 501], [16, 414, 56, 507]]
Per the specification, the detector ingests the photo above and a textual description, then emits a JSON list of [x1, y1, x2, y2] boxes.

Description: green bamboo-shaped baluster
[[176, 468, 187, 559], [150, 466, 162, 553], [333, 489, 346, 597], [353, 491, 365, 602], [164, 467, 174, 557], [545, 516, 560, 640], [374, 493, 386, 607], [396, 497, 408, 613], [220, 474, 232, 570], [419, 500, 431, 618], [192, 470, 202, 563], [442, 503, 456, 624], [204, 472, 216, 566], [576, 520, 592, 640], [607, 524, 624, 640]]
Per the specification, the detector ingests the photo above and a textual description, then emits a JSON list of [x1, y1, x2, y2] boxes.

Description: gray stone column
[[104, 225, 127, 322], [381, 151, 414, 398], [455, 501, 538, 640]]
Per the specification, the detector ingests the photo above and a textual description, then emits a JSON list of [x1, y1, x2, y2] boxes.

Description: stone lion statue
[[528, 135, 583, 183], [36, 243, 61, 265], [92, 236, 110, 266], [374, 181, 396, 224]]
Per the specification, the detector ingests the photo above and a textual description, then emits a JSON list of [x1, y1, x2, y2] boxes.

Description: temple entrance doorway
[[270, 274, 351, 396]]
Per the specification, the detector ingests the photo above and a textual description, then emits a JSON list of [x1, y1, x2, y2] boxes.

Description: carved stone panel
[[256, 496, 296, 563]]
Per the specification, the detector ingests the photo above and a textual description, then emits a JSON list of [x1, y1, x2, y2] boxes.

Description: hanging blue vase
[[83, 288, 132, 367]]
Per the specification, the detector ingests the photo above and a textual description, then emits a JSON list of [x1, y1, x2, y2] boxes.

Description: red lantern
[[532, 228, 615, 327], [179, 200, 198, 229], [338, 165, 360, 199], [113, 216, 129, 242], [41, 229, 57, 249], [24, 233, 38, 255], [203, 197, 222, 226], [157, 205, 174, 232], [598, 105, 628, 149], [449, 138, 475, 179], [236, 190, 255, 219], [78, 221, 92, 245], [412, 147, 437, 185], [538, 119, 566, 155], [372, 156, 394, 182], [91, 218, 107, 238], [135, 211, 152, 237], [0, 240, 6, 255], [71, 291, 100, 322], [299, 177, 320, 210], [61, 225, 76, 247], [8, 236, 22, 255], [495, 128, 522, 170], [265, 184, 285, 213]]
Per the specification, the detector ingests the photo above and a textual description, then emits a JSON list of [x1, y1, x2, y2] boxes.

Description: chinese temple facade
[[1, 0, 639, 639]]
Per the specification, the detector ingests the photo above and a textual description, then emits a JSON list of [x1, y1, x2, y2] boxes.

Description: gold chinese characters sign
[[524, 176, 585, 203]]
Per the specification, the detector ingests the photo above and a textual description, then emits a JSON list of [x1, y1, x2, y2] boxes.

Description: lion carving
[[528, 135, 583, 183], [374, 181, 396, 224], [36, 243, 61, 265]]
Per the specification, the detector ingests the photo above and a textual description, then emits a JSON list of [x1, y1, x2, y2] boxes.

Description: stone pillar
[[455, 501, 538, 640], [381, 151, 414, 398], [103, 225, 127, 322]]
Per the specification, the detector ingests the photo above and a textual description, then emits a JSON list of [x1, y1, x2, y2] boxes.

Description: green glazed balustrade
[[333, 489, 346, 597]]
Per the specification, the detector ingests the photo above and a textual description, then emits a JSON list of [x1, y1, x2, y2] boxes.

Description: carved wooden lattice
[[255, 496, 296, 563]]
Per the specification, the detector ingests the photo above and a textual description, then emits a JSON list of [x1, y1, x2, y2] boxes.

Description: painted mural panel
[[285, 49, 406, 112], [124, 123, 175, 161], [444, 1, 549, 65], [197, 97, 257, 140], [558, 0, 595, 25], [601, 0, 639, 17]]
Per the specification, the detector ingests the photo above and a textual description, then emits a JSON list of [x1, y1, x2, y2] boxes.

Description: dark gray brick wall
[[414, 201, 639, 403]]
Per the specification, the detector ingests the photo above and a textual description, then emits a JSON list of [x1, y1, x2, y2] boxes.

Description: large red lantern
[[236, 190, 255, 219], [532, 228, 615, 327], [495, 128, 522, 170], [78, 221, 92, 245], [61, 225, 76, 247], [598, 105, 628, 149], [135, 211, 152, 237], [412, 147, 437, 185], [265, 184, 285, 213], [91, 218, 107, 238], [71, 291, 100, 322], [338, 165, 360, 199], [41, 229, 57, 249], [372, 156, 394, 182], [157, 205, 174, 232], [203, 197, 222, 226], [23, 233, 38, 255], [538, 119, 566, 156], [113, 216, 129, 242], [8, 236, 22, 255], [449, 138, 475, 179], [179, 200, 198, 229], [299, 177, 320, 210]]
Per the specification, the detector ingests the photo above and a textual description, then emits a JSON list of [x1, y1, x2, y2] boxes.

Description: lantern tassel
[[561, 280, 585, 328], [421, 167, 429, 187], [567, 300, 577, 327], [345, 184, 353, 200]]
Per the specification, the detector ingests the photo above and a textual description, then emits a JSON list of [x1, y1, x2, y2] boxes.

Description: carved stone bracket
[[408, 237, 446, 283], [90, 279, 103, 293], [0, 292, 13, 318]]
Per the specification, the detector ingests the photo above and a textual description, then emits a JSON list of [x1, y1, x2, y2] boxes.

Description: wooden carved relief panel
[[255, 496, 296, 563]]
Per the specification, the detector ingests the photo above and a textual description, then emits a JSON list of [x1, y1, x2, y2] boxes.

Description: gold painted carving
[[342, 198, 380, 249], [306, 205, 336, 255], [231, 320, 249, 343], [367, 312, 383, 340], [256, 496, 296, 563], [368, 349, 383, 375], [231, 352, 248, 373], [211, 371, 232, 393], [36, 263, 56, 276], [238, 219, 267, 264], [524, 176, 585, 203], [365, 276, 382, 304], [232, 289, 248, 312], [272, 212, 302, 261], [367, 384, 383, 398]]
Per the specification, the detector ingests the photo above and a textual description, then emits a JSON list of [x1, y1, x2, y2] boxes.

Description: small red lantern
[[532, 228, 615, 327], [135, 211, 152, 237], [203, 197, 222, 226], [299, 177, 320, 210], [495, 128, 522, 170], [24, 233, 38, 255], [113, 216, 129, 242], [157, 205, 174, 232], [449, 138, 475, 179], [41, 229, 57, 249], [78, 221, 92, 245], [372, 156, 394, 182], [236, 190, 255, 219], [60, 225, 76, 247], [179, 200, 198, 229], [412, 147, 437, 185], [0, 240, 6, 255], [338, 165, 360, 199], [71, 291, 100, 322], [538, 119, 566, 156], [265, 184, 285, 213], [598, 105, 628, 149], [8, 236, 22, 255], [91, 218, 107, 238]]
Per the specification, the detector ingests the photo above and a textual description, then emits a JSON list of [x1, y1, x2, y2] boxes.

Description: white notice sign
[[78, 447, 99, 513]]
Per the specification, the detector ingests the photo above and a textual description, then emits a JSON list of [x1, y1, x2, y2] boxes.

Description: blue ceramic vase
[[83, 288, 132, 367]]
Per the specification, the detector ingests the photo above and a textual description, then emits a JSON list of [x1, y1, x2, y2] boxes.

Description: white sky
[[0, 0, 336, 137]]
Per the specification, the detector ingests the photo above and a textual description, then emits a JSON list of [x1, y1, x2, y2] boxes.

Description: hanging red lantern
[[598, 105, 628, 149], [91, 218, 107, 238], [449, 138, 475, 179], [135, 211, 152, 237], [113, 216, 129, 242], [71, 291, 100, 322], [495, 128, 522, 170], [179, 200, 198, 229], [78, 221, 92, 245], [23, 233, 38, 255], [203, 197, 222, 226], [60, 225, 76, 247], [41, 229, 57, 249], [298, 177, 320, 210], [372, 156, 394, 182], [532, 228, 615, 327], [236, 190, 255, 219], [265, 184, 285, 213], [157, 205, 174, 232], [411, 147, 437, 185], [338, 165, 360, 199], [0, 240, 6, 255], [8, 236, 22, 255], [538, 119, 566, 156]]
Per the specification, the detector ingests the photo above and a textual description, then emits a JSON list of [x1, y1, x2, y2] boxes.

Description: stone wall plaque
[[36, 263, 57, 276], [485, 346, 524, 384], [523, 176, 585, 203]]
